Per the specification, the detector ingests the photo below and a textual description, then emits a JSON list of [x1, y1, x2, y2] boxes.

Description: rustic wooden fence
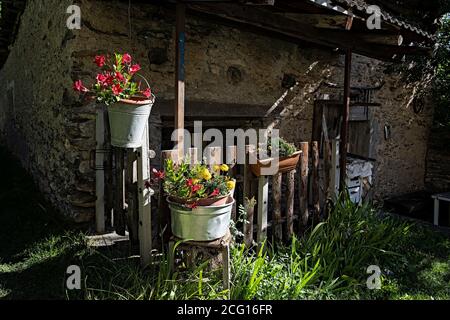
[[95, 104, 340, 266]]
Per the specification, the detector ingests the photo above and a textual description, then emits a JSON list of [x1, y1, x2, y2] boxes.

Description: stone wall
[[0, 0, 97, 222], [0, 0, 435, 222]]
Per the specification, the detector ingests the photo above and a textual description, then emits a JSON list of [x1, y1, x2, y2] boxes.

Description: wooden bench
[[432, 192, 450, 226]]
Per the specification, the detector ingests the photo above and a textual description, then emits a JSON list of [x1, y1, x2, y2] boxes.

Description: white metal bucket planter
[[168, 196, 234, 241], [108, 96, 155, 148]]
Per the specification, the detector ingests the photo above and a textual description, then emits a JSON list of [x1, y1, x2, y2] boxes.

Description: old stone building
[[0, 0, 443, 222]]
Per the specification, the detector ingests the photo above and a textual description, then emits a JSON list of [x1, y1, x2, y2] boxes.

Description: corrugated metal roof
[[328, 0, 435, 40]]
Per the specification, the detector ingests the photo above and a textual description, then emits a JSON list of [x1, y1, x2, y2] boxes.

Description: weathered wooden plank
[[244, 145, 256, 247], [114, 148, 126, 236], [138, 124, 152, 267], [175, 3, 186, 157], [286, 170, 295, 238], [340, 49, 352, 192], [95, 106, 106, 234], [257, 176, 268, 249], [126, 149, 139, 244], [312, 141, 320, 224], [272, 172, 282, 242], [299, 142, 309, 232]]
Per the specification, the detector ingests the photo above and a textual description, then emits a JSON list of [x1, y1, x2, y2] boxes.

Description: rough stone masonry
[[0, 0, 435, 222]]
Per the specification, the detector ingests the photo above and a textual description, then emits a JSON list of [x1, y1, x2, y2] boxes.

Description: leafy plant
[[73, 53, 153, 105], [262, 137, 298, 159], [160, 159, 235, 206]]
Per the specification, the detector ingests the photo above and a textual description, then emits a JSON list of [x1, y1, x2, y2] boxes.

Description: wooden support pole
[[159, 149, 180, 243], [339, 49, 352, 192], [272, 172, 282, 243], [114, 148, 126, 236], [257, 175, 268, 249], [286, 170, 295, 238], [126, 149, 139, 244], [138, 124, 152, 267], [244, 145, 256, 247], [95, 106, 106, 234], [299, 142, 309, 232], [312, 141, 320, 224], [175, 2, 186, 157]]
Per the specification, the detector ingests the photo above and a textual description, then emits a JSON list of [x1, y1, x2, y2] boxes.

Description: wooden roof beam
[[188, 3, 431, 61]]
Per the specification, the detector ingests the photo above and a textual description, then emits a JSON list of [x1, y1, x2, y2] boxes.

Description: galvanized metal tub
[[168, 197, 234, 241], [108, 96, 154, 148]]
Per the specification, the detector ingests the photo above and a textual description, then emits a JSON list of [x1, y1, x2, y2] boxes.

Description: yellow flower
[[192, 179, 200, 185], [226, 180, 236, 191], [199, 168, 212, 181], [220, 164, 229, 172], [213, 165, 221, 172]]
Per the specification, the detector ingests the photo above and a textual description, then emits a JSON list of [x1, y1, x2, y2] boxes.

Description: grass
[[1, 146, 450, 300]]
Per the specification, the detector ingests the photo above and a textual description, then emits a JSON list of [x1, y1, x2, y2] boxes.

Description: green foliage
[[265, 137, 298, 159], [163, 159, 234, 202]]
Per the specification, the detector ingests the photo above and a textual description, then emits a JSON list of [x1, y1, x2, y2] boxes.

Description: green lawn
[[0, 147, 449, 300]]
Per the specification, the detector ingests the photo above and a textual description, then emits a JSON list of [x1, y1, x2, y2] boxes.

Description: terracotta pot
[[250, 151, 302, 177]]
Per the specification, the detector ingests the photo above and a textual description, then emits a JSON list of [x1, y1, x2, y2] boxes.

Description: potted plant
[[73, 53, 155, 148], [155, 159, 236, 241], [250, 137, 302, 176]]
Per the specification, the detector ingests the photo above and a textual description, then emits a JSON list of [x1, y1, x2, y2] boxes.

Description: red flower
[[123, 53, 132, 64], [142, 88, 152, 98], [187, 202, 198, 209], [97, 73, 114, 86], [152, 168, 165, 180], [130, 64, 141, 74], [112, 84, 123, 96], [73, 80, 88, 92], [191, 184, 202, 193], [115, 72, 126, 83], [186, 179, 194, 187], [94, 55, 106, 68], [210, 188, 220, 197]]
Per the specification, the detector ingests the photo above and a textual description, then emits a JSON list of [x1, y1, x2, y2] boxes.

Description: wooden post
[[95, 106, 106, 234], [126, 149, 139, 245], [188, 147, 199, 167], [175, 2, 186, 157], [299, 142, 309, 232], [330, 139, 340, 198], [138, 124, 152, 267], [322, 114, 332, 217], [286, 170, 295, 238], [340, 49, 352, 192], [312, 141, 320, 224], [272, 172, 282, 243], [104, 110, 114, 228], [159, 149, 180, 243], [114, 148, 126, 236], [205, 146, 222, 172], [257, 175, 268, 249], [244, 145, 256, 247]]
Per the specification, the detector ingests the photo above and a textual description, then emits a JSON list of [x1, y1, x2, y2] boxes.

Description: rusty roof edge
[[308, 0, 436, 41]]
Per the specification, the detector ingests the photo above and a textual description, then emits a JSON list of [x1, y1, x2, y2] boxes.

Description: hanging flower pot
[[108, 96, 155, 148], [73, 53, 155, 148]]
